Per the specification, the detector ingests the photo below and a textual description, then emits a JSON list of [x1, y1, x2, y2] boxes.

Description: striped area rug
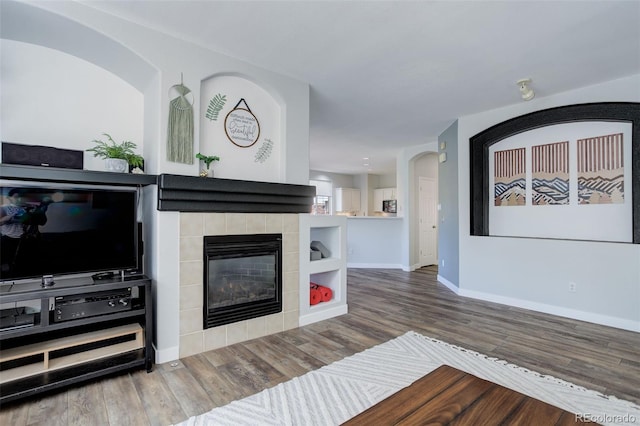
[[174, 331, 640, 426]]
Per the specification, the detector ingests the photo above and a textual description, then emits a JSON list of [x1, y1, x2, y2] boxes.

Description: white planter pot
[[105, 158, 128, 173]]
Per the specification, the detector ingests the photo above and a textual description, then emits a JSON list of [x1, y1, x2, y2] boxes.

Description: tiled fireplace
[[158, 173, 314, 359], [178, 212, 300, 358]]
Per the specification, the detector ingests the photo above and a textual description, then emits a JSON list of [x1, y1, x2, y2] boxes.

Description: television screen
[[0, 181, 138, 281]]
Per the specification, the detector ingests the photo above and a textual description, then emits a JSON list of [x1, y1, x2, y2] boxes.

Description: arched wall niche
[[0, 0, 156, 92], [1, 40, 145, 172], [200, 72, 283, 182], [0, 0, 159, 172]]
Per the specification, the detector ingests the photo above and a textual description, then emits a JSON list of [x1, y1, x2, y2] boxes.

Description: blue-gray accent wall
[[437, 120, 459, 286]]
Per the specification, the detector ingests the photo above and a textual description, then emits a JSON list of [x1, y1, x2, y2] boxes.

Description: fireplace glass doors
[[203, 234, 282, 328]]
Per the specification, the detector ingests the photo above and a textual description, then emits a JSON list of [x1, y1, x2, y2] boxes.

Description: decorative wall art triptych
[[494, 132, 624, 207]]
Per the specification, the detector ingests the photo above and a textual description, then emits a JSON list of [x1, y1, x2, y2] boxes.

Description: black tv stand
[[0, 275, 153, 404], [0, 306, 37, 330]]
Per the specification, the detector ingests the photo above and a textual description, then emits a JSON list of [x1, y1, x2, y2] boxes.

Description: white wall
[[413, 154, 438, 180], [378, 173, 397, 188], [346, 218, 403, 268], [0, 39, 144, 171], [457, 74, 640, 331], [309, 170, 355, 190], [2, 1, 310, 183]]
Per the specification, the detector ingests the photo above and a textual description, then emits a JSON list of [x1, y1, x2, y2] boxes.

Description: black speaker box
[[2, 142, 84, 169]]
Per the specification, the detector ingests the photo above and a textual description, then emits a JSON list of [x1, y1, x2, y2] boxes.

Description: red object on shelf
[[311, 282, 333, 302], [310, 287, 322, 305]]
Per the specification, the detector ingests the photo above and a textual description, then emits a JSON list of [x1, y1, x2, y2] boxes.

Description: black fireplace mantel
[[157, 173, 315, 213]]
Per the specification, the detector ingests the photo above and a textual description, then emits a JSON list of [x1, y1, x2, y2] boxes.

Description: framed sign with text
[[224, 98, 261, 148]]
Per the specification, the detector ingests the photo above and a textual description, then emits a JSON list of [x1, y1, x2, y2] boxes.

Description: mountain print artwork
[[532, 141, 569, 205], [577, 133, 624, 204], [494, 148, 526, 206]]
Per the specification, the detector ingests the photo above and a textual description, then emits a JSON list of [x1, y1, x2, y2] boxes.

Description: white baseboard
[[406, 263, 420, 271], [154, 343, 180, 364], [437, 280, 639, 333], [437, 274, 459, 293], [347, 262, 404, 269], [299, 304, 349, 326]]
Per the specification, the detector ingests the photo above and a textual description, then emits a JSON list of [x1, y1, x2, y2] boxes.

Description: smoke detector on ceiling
[[517, 78, 535, 101]]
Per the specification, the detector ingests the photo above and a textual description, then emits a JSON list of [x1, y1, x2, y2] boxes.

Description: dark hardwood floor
[[2, 266, 639, 425]]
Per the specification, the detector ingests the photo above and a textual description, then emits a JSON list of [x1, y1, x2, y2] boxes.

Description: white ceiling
[[82, 0, 640, 175]]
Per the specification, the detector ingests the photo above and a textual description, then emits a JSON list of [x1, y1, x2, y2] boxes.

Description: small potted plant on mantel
[[196, 153, 220, 177], [87, 133, 144, 173]]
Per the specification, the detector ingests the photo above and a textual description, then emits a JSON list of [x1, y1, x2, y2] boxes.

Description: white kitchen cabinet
[[335, 188, 361, 213], [382, 187, 397, 200], [299, 214, 348, 326], [373, 189, 384, 212], [373, 187, 397, 212]]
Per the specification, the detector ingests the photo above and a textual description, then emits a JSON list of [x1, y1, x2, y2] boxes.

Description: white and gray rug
[[174, 331, 640, 426]]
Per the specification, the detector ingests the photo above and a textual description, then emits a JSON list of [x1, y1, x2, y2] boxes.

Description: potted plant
[[87, 133, 144, 173], [196, 153, 220, 177]]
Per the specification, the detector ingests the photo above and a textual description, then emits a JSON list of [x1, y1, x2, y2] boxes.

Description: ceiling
[[82, 0, 640, 175]]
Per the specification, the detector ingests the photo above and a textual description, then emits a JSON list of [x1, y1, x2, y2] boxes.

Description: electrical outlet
[[441, 259, 445, 267], [569, 282, 577, 292], [348, 247, 354, 255]]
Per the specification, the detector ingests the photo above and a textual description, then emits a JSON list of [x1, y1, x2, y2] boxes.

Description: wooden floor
[[2, 267, 639, 425]]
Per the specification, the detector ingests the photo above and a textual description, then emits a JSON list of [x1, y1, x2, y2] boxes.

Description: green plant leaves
[[206, 94, 227, 121], [254, 138, 274, 163], [87, 133, 143, 166], [196, 152, 220, 168]]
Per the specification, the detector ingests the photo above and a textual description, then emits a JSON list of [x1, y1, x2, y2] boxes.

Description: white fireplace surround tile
[[179, 213, 300, 358]]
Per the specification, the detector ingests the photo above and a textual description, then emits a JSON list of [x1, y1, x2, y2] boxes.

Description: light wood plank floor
[[2, 266, 639, 425]]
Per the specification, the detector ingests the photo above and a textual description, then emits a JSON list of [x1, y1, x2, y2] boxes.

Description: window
[[310, 179, 332, 215]]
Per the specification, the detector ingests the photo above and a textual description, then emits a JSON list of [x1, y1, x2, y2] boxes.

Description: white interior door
[[419, 177, 437, 266]]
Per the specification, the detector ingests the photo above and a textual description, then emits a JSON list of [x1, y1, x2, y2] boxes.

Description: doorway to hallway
[[418, 176, 437, 266]]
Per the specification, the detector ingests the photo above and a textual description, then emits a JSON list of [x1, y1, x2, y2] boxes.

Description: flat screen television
[[0, 180, 138, 282]]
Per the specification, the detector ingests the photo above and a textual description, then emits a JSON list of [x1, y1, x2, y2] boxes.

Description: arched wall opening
[[396, 142, 438, 270], [199, 73, 283, 182], [405, 151, 438, 269], [0, 0, 159, 171]]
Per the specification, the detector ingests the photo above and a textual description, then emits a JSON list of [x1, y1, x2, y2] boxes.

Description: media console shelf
[[0, 276, 153, 404]]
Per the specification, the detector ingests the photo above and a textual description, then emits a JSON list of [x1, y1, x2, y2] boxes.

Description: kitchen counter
[[345, 215, 403, 268]]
